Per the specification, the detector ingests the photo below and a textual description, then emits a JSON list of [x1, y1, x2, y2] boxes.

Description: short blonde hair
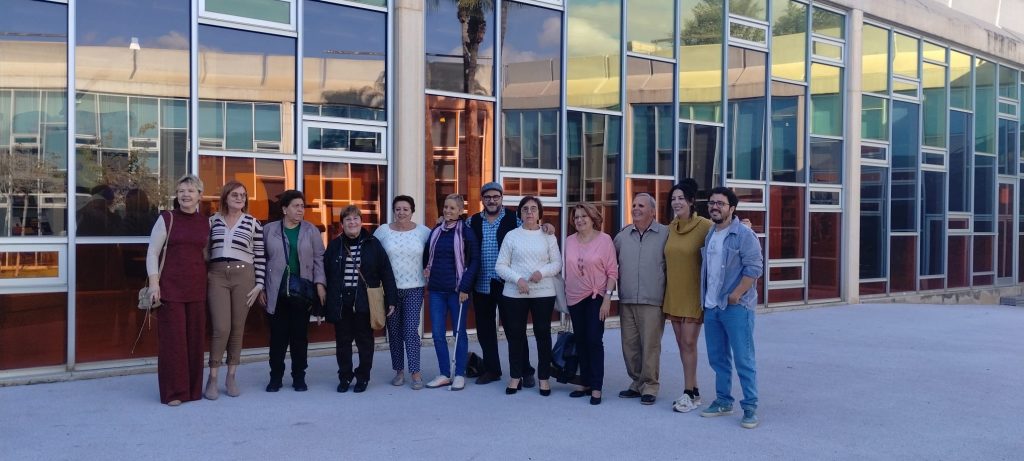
[[572, 202, 603, 231], [176, 174, 204, 193]]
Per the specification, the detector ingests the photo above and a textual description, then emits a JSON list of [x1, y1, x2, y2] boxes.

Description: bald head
[[631, 192, 657, 231]]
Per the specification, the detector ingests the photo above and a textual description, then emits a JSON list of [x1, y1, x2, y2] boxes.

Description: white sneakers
[[425, 376, 451, 388], [451, 376, 465, 391], [672, 393, 699, 413]]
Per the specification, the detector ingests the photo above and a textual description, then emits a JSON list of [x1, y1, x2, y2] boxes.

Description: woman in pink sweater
[[562, 202, 618, 405]]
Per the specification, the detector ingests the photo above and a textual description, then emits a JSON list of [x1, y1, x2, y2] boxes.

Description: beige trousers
[[620, 303, 665, 396], [207, 261, 255, 367]]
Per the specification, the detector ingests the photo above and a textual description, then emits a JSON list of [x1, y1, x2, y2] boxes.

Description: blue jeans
[[429, 291, 469, 377], [704, 304, 758, 410]]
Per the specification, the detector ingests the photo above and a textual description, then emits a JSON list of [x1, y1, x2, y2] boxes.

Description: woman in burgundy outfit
[[145, 174, 210, 406]]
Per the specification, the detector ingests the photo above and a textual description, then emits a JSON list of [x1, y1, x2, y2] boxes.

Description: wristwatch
[[605, 289, 614, 296]]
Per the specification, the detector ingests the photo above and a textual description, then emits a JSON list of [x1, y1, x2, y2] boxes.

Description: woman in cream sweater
[[494, 195, 561, 396]]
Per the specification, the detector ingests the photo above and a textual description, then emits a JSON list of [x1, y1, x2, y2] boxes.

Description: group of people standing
[[145, 174, 763, 429]]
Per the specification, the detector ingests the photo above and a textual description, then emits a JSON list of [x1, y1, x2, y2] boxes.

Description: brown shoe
[[204, 377, 219, 400]]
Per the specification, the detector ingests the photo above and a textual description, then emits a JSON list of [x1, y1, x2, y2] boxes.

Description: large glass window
[[920, 171, 945, 276], [997, 183, 1014, 280], [75, 0, 190, 237], [998, 118, 1018, 176], [975, 60, 996, 153], [0, 0, 68, 238], [949, 110, 972, 212], [626, 0, 674, 58], [922, 62, 947, 148], [974, 155, 995, 233], [808, 212, 841, 300], [891, 101, 919, 232], [998, 65, 1018, 100], [679, 0, 723, 122], [0, 292, 67, 370], [302, 1, 386, 121], [730, 0, 767, 21], [679, 122, 721, 210], [892, 32, 919, 80], [199, 26, 295, 155], [566, 0, 620, 110], [890, 235, 917, 292], [861, 95, 888, 141], [769, 186, 804, 259], [771, 0, 807, 82], [949, 51, 972, 110], [198, 156, 296, 220], [810, 63, 842, 137], [425, 95, 494, 224], [627, 58, 674, 176], [302, 161, 386, 239], [425, 0, 494, 95], [770, 81, 804, 183], [727, 47, 766, 181], [501, 2, 562, 170], [861, 24, 889, 94], [75, 243, 156, 362], [567, 111, 621, 234], [860, 166, 888, 279], [810, 137, 842, 185], [947, 235, 970, 288]]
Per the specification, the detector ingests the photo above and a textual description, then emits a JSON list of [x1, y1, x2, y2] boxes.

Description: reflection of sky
[[425, 1, 495, 58], [304, 1, 385, 60], [567, 0, 621, 57], [502, 3, 560, 63], [200, 25, 295, 55], [0, 0, 66, 42], [77, 0, 188, 49]]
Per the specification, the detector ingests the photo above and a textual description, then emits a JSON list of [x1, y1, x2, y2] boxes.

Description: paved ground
[[1, 303, 1022, 460]]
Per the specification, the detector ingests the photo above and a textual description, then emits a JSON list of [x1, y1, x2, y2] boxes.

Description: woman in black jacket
[[324, 205, 398, 393]]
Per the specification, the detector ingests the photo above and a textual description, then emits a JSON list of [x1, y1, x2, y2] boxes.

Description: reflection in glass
[[769, 186, 804, 259], [771, 81, 804, 183], [922, 62, 947, 148], [809, 137, 841, 184], [860, 166, 887, 279], [920, 171, 945, 276], [730, 0, 766, 21], [892, 32, 918, 79], [812, 8, 844, 39], [922, 41, 945, 62], [425, 95, 494, 225], [0, 1, 68, 237], [998, 118, 1018, 176], [307, 127, 382, 154], [771, 0, 806, 81], [0, 251, 59, 279], [974, 155, 995, 233], [303, 1, 386, 121], [808, 212, 840, 300], [626, 178, 672, 225], [199, 25, 295, 154], [948, 112, 970, 214], [861, 95, 888, 141], [679, 122, 721, 210], [949, 51, 971, 110], [973, 235, 993, 276], [679, 0, 722, 122], [0, 292, 67, 370], [501, 2, 561, 169], [627, 0, 675, 58], [303, 161, 386, 240], [975, 59, 996, 153], [198, 155, 296, 221], [861, 24, 889, 94], [567, 0, 621, 110], [205, 0, 291, 25], [729, 23, 766, 44], [997, 184, 1014, 279], [727, 47, 766, 181], [998, 65, 1018, 100], [567, 111, 621, 234], [812, 41, 842, 61], [947, 235, 969, 288], [891, 101, 919, 232], [889, 235, 916, 292], [627, 58, 674, 176], [425, 0, 494, 95], [810, 63, 842, 137]]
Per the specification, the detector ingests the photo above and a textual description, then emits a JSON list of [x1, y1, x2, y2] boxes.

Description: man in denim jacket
[[699, 186, 764, 429]]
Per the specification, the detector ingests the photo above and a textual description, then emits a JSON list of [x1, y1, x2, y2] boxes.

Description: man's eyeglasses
[[482, 194, 502, 202], [707, 200, 730, 209]]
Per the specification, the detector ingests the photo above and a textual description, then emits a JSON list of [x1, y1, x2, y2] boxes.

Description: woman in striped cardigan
[[204, 180, 266, 399]]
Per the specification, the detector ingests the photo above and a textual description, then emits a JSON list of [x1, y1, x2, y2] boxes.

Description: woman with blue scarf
[[422, 194, 480, 391]]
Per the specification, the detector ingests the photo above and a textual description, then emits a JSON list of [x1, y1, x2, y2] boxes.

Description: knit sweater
[[494, 227, 562, 299], [209, 212, 266, 288]]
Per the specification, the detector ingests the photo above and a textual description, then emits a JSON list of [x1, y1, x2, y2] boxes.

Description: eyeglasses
[[707, 200, 730, 209], [482, 194, 502, 202], [228, 192, 247, 199]]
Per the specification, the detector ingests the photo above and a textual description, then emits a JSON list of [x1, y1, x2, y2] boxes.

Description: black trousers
[[335, 290, 374, 383], [473, 279, 509, 377], [503, 296, 554, 380], [268, 294, 310, 381], [569, 295, 606, 391]]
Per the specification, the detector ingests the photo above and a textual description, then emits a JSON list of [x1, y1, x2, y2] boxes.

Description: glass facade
[[2, 0, 1023, 376]]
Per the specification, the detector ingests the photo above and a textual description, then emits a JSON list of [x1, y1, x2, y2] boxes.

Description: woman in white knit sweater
[[495, 195, 562, 396]]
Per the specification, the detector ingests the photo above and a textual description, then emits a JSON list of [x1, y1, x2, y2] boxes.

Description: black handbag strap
[[280, 222, 295, 278]]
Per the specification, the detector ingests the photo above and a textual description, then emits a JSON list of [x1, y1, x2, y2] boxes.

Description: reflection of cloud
[[539, 17, 561, 47], [156, 31, 189, 50], [567, 2, 621, 57], [502, 47, 540, 64]]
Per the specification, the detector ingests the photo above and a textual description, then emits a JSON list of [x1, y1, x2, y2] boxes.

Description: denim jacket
[[700, 216, 763, 311]]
